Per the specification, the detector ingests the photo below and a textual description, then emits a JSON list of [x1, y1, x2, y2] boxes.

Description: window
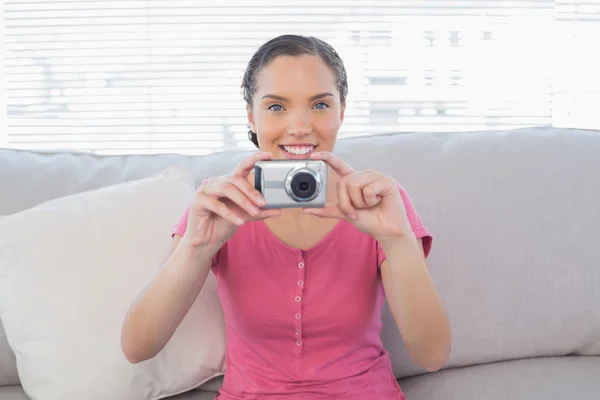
[[3, 1, 599, 155]]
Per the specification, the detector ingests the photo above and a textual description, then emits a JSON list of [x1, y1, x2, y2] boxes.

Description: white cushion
[[0, 165, 226, 400]]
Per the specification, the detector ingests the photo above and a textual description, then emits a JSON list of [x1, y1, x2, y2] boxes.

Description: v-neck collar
[[258, 219, 347, 256]]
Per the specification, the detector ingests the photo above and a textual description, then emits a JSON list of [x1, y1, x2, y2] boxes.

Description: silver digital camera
[[254, 160, 327, 208]]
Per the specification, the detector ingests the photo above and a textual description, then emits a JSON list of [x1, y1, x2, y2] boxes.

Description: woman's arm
[[379, 236, 451, 372], [300, 151, 451, 371], [120, 236, 217, 363]]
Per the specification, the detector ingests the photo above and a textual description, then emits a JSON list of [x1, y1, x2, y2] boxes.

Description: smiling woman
[[121, 34, 450, 400], [242, 35, 348, 158]]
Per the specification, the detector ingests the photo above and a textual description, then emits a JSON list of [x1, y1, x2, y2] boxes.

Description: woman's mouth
[[279, 145, 316, 159]]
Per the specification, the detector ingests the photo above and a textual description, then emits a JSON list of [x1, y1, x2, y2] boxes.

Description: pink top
[[172, 181, 432, 400]]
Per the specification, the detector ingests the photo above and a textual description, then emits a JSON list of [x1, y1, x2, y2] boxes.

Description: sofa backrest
[[1, 126, 599, 386]]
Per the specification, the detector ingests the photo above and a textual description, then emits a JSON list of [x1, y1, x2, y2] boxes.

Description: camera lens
[[290, 172, 317, 200]]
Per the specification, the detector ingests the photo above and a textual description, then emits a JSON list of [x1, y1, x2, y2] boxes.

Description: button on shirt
[[173, 182, 432, 400]]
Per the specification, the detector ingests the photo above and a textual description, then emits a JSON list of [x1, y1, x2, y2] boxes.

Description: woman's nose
[[287, 111, 312, 136]]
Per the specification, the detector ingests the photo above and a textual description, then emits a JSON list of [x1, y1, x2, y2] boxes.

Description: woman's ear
[[339, 102, 346, 125], [246, 104, 257, 133]]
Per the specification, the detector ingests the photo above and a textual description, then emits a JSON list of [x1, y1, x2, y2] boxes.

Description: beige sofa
[[1, 126, 599, 399]]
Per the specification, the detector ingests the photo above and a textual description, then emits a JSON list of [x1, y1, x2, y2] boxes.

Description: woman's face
[[247, 54, 345, 159]]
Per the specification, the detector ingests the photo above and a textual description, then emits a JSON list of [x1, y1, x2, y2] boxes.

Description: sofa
[[1, 126, 599, 400]]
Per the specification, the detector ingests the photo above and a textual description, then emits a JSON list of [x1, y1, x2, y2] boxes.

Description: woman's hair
[[242, 34, 348, 148]]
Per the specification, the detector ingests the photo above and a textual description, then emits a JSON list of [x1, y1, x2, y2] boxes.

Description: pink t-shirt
[[172, 182, 432, 400]]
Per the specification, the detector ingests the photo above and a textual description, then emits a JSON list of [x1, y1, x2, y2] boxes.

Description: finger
[[310, 151, 355, 177], [302, 205, 347, 220], [232, 151, 272, 177], [252, 208, 283, 221], [346, 179, 367, 209], [227, 175, 266, 208], [196, 193, 245, 226], [363, 185, 382, 207], [362, 176, 392, 207], [216, 199, 281, 223], [202, 180, 260, 218], [346, 171, 382, 209], [336, 178, 358, 219], [222, 200, 281, 223]]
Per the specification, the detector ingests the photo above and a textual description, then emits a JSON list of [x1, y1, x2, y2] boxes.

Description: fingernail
[[256, 197, 265, 206], [350, 213, 358, 220]]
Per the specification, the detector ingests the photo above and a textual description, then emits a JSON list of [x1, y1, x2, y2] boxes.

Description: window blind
[[3, 0, 599, 155]]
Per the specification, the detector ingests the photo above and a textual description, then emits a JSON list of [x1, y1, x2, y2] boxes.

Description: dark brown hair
[[242, 34, 348, 148]]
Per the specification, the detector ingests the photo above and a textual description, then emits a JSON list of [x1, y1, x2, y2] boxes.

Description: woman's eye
[[268, 104, 284, 112], [314, 102, 329, 110]]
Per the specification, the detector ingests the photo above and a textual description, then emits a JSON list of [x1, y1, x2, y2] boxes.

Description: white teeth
[[283, 145, 314, 155]]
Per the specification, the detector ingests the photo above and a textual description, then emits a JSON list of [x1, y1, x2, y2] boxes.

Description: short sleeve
[[171, 203, 190, 238], [377, 181, 433, 266]]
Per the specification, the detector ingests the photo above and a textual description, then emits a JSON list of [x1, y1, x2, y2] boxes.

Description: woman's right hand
[[182, 152, 281, 249]]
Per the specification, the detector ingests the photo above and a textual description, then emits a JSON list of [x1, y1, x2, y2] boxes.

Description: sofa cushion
[[0, 319, 19, 387], [399, 356, 600, 400], [0, 214, 19, 388], [194, 376, 223, 393], [164, 390, 218, 400], [0, 166, 226, 399], [3, 357, 599, 400], [0, 386, 221, 400], [0, 386, 29, 400]]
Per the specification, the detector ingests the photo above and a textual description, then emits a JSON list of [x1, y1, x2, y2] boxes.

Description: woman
[[121, 34, 451, 400]]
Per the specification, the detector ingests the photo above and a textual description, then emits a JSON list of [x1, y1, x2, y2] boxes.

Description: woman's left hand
[[303, 151, 413, 241]]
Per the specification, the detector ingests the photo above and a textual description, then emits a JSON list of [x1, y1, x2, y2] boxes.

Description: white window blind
[[2, 0, 599, 155]]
